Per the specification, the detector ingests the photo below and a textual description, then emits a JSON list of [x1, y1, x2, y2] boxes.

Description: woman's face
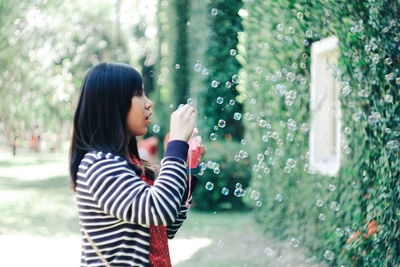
[[126, 92, 153, 137]]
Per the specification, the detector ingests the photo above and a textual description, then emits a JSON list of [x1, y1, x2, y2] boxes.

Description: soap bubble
[[210, 133, 217, 141], [330, 202, 341, 212], [276, 24, 284, 32], [287, 119, 297, 131], [250, 190, 260, 200], [264, 247, 274, 256], [205, 182, 214, 190], [221, 187, 229, 196], [152, 124, 160, 133], [234, 188, 243, 197], [352, 112, 362, 121], [194, 63, 202, 72], [385, 73, 394, 81], [218, 119, 226, 128], [324, 250, 334, 261], [233, 112, 242, 121], [296, 12, 304, 19], [344, 127, 352, 134], [328, 184, 336, 192], [286, 72, 296, 82], [384, 94, 393, 103], [384, 58, 393, 65], [316, 199, 324, 207], [211, 80, 219, 88], [289, 238, 299, 248], [287, 158, 297, 168], [372, 54, 380, 64], [386, 140, 398, 150], [342, 85, 351, 96], [335, 228, 344, 237], [367, 112, 381, 125], [211, 8, 218, 16], [230, 49, 237, 56], [259, 119, 267, 128], [216, 96, 224, 104], [199, 162, 206, 171], [232, 74, 239, 83]]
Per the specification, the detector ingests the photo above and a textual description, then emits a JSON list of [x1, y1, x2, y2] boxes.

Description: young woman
[[69, 62, 202, 266]]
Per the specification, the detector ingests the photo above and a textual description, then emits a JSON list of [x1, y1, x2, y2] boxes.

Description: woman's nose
[[146, 98, 153, 109]]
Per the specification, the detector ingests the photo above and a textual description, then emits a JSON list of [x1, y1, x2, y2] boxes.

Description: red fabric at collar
[[129, 155, 172, 267]]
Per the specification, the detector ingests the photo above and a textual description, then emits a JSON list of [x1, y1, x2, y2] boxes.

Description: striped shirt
[[76, 141, 193, 267]]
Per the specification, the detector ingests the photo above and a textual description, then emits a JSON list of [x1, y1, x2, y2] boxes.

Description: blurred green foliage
[[192, 140, 251, 211], [0, 0, 132, 154], [242, 0, 399, 266]]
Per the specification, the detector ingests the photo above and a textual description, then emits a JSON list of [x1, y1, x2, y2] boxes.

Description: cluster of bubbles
[[233, 183, 246, 198], [233, 149, 249, 162], [283, 158, 297, 173], [315, 199, 341, 213], [205, 181, 251, 199]]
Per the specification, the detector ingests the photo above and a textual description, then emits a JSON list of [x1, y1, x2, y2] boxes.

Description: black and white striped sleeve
[[83, 141, 189, 226]]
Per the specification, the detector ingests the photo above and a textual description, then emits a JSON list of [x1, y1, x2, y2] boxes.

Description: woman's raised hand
[[169, 104, 197, 142]]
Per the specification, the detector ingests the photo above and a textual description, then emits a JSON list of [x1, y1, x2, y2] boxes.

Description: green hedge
[[242, 0, 399, 266]]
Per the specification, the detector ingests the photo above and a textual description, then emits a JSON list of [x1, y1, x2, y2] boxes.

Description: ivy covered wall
[[241, 0, 399, 266]]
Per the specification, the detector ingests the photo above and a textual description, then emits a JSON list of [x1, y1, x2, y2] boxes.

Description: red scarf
[[129, 155, 172, 267]]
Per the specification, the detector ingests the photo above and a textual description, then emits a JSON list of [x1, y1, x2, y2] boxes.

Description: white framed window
[[309, 36, 341, 177]]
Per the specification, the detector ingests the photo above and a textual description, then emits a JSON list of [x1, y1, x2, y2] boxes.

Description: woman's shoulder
[[80, 150, 127, 168]]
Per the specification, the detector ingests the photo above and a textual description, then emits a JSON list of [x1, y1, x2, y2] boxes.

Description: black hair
[[69, 62, 155, 190]]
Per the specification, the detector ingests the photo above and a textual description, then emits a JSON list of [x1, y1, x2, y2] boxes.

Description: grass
[[0, 151, 324, 266]]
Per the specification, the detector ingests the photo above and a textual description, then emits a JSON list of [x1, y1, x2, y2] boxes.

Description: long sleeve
[[167, 175, 198, 239], [77, 141, 189, 227]]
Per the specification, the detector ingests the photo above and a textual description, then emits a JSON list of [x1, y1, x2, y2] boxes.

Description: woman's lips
[[145, 113, 152, 124]]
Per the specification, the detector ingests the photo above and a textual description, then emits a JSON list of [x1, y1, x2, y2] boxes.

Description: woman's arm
[[79, 141, 189, 226]]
